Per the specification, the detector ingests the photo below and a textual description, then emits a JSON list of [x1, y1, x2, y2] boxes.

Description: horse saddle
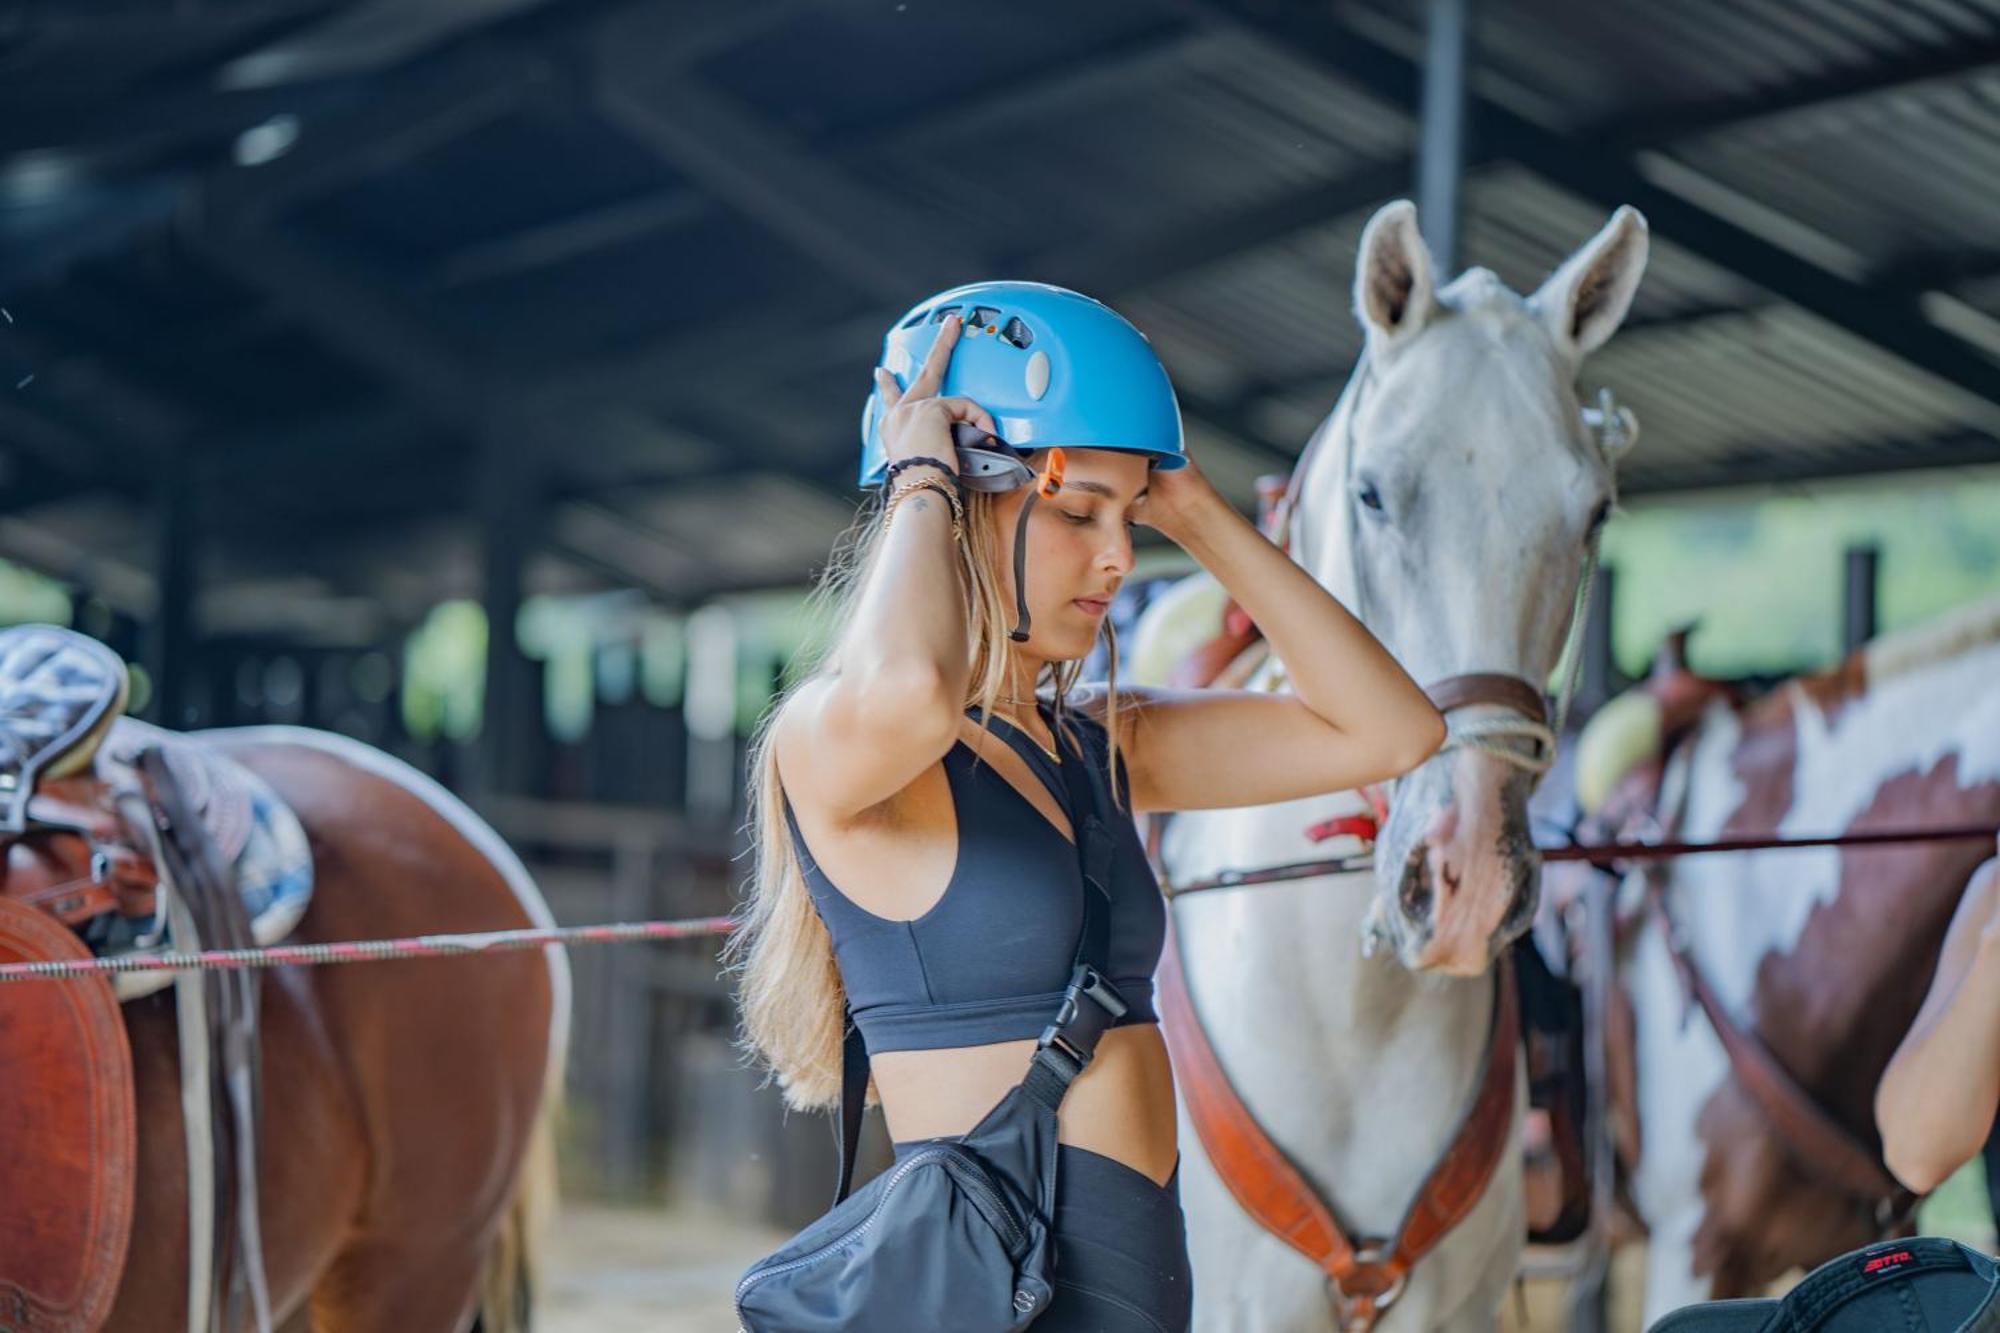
[[0, 871, 137, 1333], [0, 626, 315, 1330], [0, 624, 129, 835], [1572, 626, 1741, 838], [0, 625, 314, 1000]]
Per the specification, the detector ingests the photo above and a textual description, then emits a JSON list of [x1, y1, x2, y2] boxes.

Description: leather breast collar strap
[[1155, 916, 1519, 1331]]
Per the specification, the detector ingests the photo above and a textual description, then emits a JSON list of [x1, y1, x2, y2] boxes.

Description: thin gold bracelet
[[882, 477, 964, 540], [885, 474, 963, 519], [883, 478, 963, 536]]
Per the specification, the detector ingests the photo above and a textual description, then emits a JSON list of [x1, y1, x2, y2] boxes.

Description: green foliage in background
[[9, 464, 1994, 745], [402, 600, 487, 741], [1603, 466, 2000, 679], [0, 558, 73, 627], [402, 595, 683, 743]]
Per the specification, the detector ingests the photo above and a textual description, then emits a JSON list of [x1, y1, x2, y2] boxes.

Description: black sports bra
[[782, 705, 1164, 1054]]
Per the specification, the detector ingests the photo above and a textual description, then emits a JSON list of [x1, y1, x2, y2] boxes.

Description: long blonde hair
[[721, 478, 1128, 1110]]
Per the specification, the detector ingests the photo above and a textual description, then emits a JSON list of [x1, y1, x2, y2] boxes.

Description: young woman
[[727, 281, 1446, 1330]]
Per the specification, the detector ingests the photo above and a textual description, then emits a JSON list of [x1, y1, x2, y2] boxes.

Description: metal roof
[[4, 0, 1999, 640]]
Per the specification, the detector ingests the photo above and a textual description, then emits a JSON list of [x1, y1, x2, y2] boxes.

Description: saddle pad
[[0, 896, 137, 1331], [100, 728, 316, 1003], [1127, 571, 1230, 688], [1572, 687, 1664, 818]]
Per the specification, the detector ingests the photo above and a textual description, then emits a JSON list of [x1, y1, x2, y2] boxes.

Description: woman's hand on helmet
[[873, 314, 997, 477], [1132, 453, 1223, 542]]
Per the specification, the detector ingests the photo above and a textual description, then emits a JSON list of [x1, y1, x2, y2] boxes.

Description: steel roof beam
[[578, 27, 1306, 467], [1599, 36, 2000, 150], [1193, 0, 2000, 412]]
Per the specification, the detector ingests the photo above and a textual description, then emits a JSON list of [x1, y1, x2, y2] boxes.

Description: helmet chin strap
[[950, 424, 1066, 643]]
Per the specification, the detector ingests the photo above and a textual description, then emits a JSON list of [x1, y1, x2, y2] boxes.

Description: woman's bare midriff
[[871, 1024, 1181, 1188]]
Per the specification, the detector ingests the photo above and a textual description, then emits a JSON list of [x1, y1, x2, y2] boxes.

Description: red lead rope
[[1304, 784, 1393, 845]]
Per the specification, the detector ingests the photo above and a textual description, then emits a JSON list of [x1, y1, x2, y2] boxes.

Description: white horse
[[1138, 199, 1649, 1330]]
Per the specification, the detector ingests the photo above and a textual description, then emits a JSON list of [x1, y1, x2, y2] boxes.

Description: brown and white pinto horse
[[3, 724, 567, 1332], [1595, 598, 2000, 1321]]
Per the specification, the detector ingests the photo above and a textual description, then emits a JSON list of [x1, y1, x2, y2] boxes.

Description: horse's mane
[[1860, 591, 2000, 686]]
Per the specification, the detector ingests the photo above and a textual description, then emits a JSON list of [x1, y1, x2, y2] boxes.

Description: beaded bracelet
[[882, 477, 964, 541], [883, 455, 960, 493]]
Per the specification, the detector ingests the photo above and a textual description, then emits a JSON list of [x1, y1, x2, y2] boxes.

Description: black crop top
[[782, 705, 1165, 1054]]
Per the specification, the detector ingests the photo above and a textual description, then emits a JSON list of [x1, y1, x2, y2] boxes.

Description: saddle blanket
[[89, 728, 316, 1002]]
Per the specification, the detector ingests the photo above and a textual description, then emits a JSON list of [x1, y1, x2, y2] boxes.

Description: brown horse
[[3, 723, 566, 1332]]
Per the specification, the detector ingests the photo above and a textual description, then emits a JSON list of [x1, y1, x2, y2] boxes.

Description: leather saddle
[[0, 626, 260, 947], [0, 624, 301, 1330], [0, 625, 141, 1332]]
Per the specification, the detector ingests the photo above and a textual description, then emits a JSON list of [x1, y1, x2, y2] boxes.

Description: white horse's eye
[[1355, 480, 1386, 514]]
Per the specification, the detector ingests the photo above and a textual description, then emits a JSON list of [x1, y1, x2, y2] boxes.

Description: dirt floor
[[539, 1201, 1645, 1331], [540, 1162, 1994, 1332], [539, 1201, 787, 1333]]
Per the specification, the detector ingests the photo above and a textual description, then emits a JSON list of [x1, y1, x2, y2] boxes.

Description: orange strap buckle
[[1036, 447, 1066, 499]]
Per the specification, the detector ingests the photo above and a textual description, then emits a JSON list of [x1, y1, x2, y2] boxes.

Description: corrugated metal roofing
[[2, 0, 1997, 630]]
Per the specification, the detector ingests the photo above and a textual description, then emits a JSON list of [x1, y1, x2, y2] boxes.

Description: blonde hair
[[721, 476, 1128, 1111]]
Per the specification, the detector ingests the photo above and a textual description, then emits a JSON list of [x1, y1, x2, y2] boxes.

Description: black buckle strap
[[832, 707, 1123, 1204], [1037, 963, 1128, 1068]]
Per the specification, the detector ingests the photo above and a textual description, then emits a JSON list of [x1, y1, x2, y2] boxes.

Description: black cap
[[1650, 1239, 2000, 1332]]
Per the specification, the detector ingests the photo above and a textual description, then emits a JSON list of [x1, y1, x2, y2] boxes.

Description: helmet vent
[[1024, 349, 1051, 401]]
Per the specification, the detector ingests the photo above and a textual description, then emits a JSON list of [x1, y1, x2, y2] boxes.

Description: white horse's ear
[[1532, 206, 1649, 361], [1353, 200, 1438, 362]]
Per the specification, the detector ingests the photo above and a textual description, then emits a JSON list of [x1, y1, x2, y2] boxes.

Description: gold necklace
[[988, 699, 1059, 762]]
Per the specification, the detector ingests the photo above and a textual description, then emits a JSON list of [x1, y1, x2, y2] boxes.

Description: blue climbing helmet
[[858, 280, 1186, 488]]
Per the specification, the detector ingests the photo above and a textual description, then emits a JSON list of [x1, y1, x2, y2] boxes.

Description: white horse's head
[[1301, 200, 1648, 975]]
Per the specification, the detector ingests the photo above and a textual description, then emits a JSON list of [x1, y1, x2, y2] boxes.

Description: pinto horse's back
[[1624, 618, 2000, 1318]]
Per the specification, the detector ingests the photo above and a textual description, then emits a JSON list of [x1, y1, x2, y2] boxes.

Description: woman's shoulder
[[1059, 683, 1154, 742], [1057, 686, 1150, 775]]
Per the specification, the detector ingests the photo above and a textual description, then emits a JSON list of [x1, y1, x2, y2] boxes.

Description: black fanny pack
[[734, 721, 1125, 1333]]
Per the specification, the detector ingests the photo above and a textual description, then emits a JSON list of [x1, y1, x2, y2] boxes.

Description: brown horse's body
[[1595, 602, 2000, 1323], [6, 728, 562, 1332]]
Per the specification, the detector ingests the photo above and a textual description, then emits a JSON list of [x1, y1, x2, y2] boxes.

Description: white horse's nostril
[[1423, 837, 1463, 901]]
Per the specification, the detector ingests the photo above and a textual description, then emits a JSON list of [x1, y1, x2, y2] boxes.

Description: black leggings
[[892, 1139, 1193, 1332]]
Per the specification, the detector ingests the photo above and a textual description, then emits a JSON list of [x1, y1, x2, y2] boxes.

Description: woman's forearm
[[1877, 930, 2000, 1192], [837, 491, 970, 703], [1165, 494, 1444, 763]]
